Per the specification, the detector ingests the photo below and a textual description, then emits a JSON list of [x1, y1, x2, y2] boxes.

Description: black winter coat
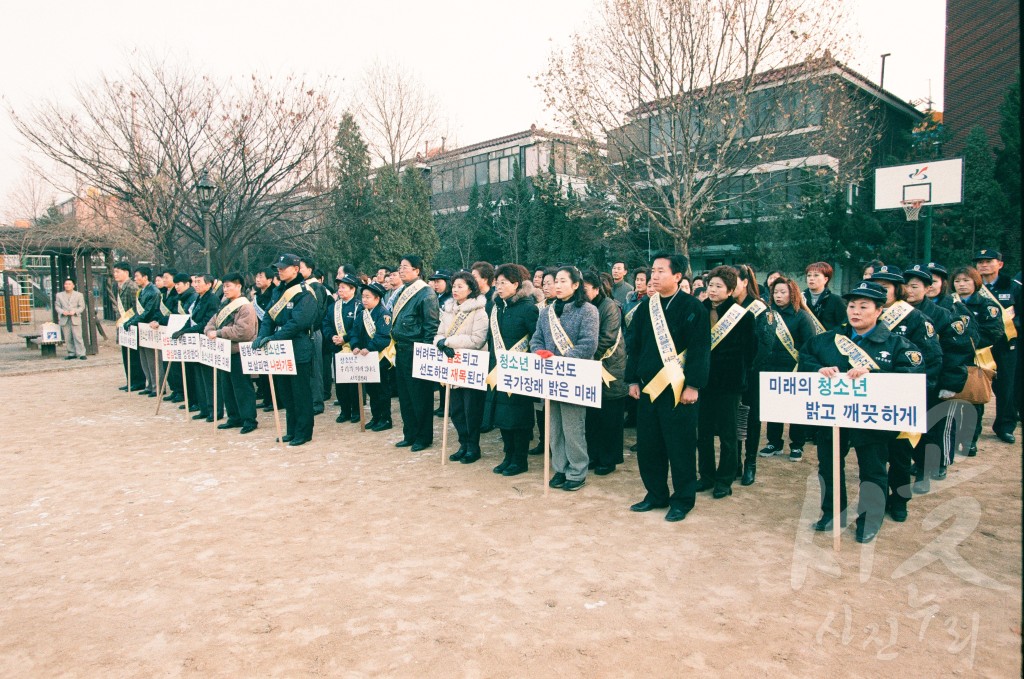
[[756, 304, 817, 371], [256, 277, 319, 363], [703, 297, 757, 393], [488, 285, 540, 431], [803, 287, 846, 331], [911, 296, 975, 394], [959, 293, 1004, 350]]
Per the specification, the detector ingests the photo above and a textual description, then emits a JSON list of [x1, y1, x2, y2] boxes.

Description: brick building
[[944, 0, 1020, 152]]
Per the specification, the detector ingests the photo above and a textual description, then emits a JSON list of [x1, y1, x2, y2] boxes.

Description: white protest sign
[[759, 372, 926, 433], [495, 351, 603, 408], [161, 331, 201, 362], [412, 342, 489, 390], [335, 351, 381, 383], [137, 324, 162, 349], [167, 314, 189, 333], [199, 336, 232, 371], [117, 325, 138, 349], [240, 340, 297, 375], [40, 322, 60, 343]]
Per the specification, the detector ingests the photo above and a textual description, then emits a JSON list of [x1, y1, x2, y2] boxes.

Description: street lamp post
[[196, 169, 216, 274]]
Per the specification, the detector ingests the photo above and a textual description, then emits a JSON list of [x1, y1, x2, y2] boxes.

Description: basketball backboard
[[873, 158, 964, 210]]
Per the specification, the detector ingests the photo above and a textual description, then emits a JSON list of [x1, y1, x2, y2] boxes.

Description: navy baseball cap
[[843, 281, 888, 302], [274, 253, 301, 268]]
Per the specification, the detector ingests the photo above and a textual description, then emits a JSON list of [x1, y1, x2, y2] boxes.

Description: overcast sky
[[0, 0, 946, 219]]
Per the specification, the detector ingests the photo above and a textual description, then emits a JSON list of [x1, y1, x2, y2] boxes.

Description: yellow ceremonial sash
[[835, 333, 919, 445], [977, 283, 1017, 341], [216, 296, 250, 329], [641, 294, 687, 405], [445, 306, 473, 338], [486, 305, 529, 387], [546, 304, 575, 355], [710, 302, 748, 350], [773, 311, 800, 367], [952, 292, 1001, 371], [268, 282, 306, 321], [747, 298, 768, 317], [361, 307, 396, 365], [392, 279, 428, 321], [598, 328, 622, 386], [803, 292, 828, 334], [880, 300, 915, 331], [624, 303, 639, 328], [159, 295, 172, 318], [334, 298, 351, 347], [116, 291, 136, 326]]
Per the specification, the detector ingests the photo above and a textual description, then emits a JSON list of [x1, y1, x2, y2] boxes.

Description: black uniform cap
[[842, 281, 888, 302], [868, 265, 905, 284], [902, 264, 933, 284]]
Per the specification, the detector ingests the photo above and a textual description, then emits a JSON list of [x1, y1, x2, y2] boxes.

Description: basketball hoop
[[901, 199, 926, 221]]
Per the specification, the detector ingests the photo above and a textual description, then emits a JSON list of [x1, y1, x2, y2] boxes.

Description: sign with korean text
[[199, 336, 232, 371], [161, 331, 200, 362], [117, 325, 138, 349], [412, 342, 488, 390], [495, 351, 603, 408], [167, 314, 189, 334], [760, 372, 926, 433], [335, 351, 381, 383], [239, 340, 297, 375], [137, 324, 162, 349]]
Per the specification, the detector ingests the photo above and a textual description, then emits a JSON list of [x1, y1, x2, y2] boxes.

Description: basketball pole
[[922, 206, 933, 262]]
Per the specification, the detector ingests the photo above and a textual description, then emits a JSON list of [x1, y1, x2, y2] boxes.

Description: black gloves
[[252, 336, 269, 350], [436, 339, 456, 359], [171, 328, 186, 340]]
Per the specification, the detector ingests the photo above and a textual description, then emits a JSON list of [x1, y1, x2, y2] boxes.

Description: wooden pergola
[[0, 227, 115, 356]]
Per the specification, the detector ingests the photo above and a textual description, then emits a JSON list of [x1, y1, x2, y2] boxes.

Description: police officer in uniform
[[391, 254, 441, 452], [299, 257, 330, 416], [349, 281, 394, 431], [324, 274, 363, 423], [799, 281, 926, 543], [973, 248, 1020, 443], [253, 254, 319, 446]]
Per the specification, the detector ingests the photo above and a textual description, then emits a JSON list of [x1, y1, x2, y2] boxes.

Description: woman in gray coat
[[530, 266, 599, 491], [582, 270, 627, 475]]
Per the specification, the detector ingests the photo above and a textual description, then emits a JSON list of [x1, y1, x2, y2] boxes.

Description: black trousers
[[450, 387, 485, 449], [183, 363, 202, 408], [697, 390, 741, 489], [221, 353, 257, 427], [121, 346, 146, 389], [585, 397, 625, 467], [740, 377, 759, 464], [636, 390, 699, 510], [816, 428, 889, 526], [198, 364, 224, 418], [168, 361, 183, 394], [396, 346, 434, 445], [336, 381, 359, 418], [275, 361, 314, 440], [992, 342, 1018, 434], [322, 344, 334, 401], [367, 367, 392, 422], [765, 422, 807, 448], [886, 438, 913, 509], [500, 428, 531, 465], [254, 374, 271, 404]]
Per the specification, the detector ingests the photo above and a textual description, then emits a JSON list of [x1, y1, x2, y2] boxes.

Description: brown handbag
[[950, 340, 995, 405]]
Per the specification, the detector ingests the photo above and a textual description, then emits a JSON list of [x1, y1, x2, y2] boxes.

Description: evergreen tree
[[493, 160, 533, 263], [399, 165, 440, 269], [319, 112, 371, 270], [995, 73, 1020, 271]]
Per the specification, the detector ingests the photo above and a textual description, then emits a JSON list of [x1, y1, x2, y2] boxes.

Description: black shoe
[[967, 444, 978, 457], [995, 430, 1016, 444], [812, 514, 847, 532], [366, 417, 380, 429], [695, 479, 715, 492], [138, 389, 152, 396], [855, 517, 881, 544], [262, 405, 275, 412], [288, 437, 310, 447], [148, 391, 157, 397], [130, 385, 147, 392], [335, 412, 351, 423], [312, 406, 325, 416], [889, 505, 908, 522], [562, 479, 586, 491], [240, 424, 257, 434], [449, 446, 467, 462], [931, 467, 947, 481], [64, 355, 77, 360], [170, 394, 184, 404], [205, 416, 215, 423], [372, 420, 393, 432], [433, 407, 444, 418], [217, 421, 243, 430], [665, 506, 690, 522], [712, 486, 732, 499], [411, 442, 430, 452], [594, 465, 616, 476], [629, 443, 638, 452], [528, 444, 543, 456], [493, 458, 511, 474], [502, 463, 527, 477], [119, 386, 129, 392], [395, 439, 413, 448], [350, 414, 361, 424], [188, 404, 200, 412], [460, 449, 480, 464], [909, 462, 921, 477], [163, 393, 177, 402], [192, 413, 209, 420], [741, 464, 756, 486], [277, 435, 294, 443], [79, 356, 86, 360], [548, 472, 566, 488], [630, 500, 668, 513]]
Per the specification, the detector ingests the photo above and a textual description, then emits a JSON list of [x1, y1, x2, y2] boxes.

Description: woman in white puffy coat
[[433, 271, 490, 464]]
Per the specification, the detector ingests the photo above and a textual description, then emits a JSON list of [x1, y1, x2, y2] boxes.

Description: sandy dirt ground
[[0, 335, 1020, 677]]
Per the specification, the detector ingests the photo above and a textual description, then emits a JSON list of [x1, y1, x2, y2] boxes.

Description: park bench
[[29, 336, 63, 357], [17, 332, 40, 348]]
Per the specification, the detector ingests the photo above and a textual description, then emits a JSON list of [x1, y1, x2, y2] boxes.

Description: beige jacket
[[55, 290, 86, 326], [204, 299, 258, 353]]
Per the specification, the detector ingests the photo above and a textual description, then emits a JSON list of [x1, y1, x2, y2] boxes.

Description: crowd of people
[[109, 248, 1021, 543]]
